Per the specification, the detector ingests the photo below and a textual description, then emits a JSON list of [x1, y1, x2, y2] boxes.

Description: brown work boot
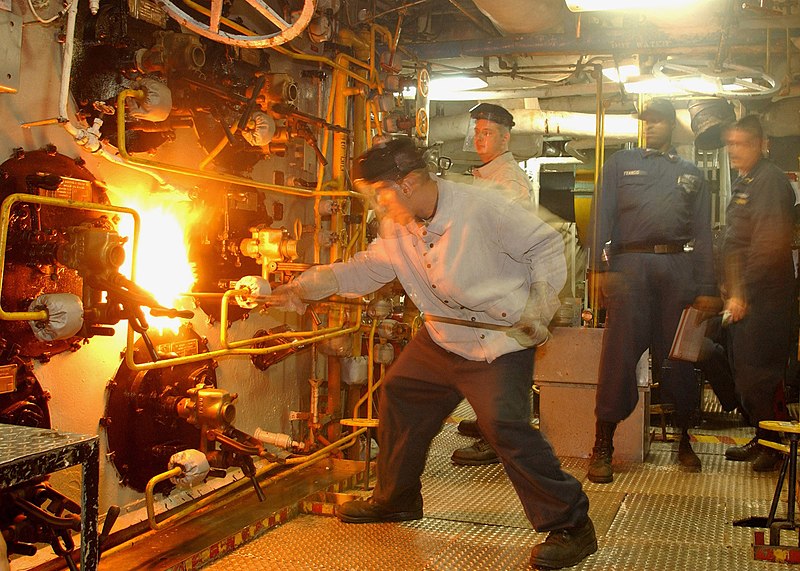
[[530, 518, 598, 569], [451, 439, 499, 465], [337, 496, 423, 524], [587, 420, 616, 484]]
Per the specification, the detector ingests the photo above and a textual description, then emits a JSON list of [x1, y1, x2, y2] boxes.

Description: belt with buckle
[[617, 242, 686, 254]]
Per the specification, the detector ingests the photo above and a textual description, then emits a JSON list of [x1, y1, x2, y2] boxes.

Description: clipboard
[[669, 307, 711, 362]]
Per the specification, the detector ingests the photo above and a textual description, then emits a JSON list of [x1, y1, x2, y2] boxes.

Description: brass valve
[[176, 384, 237, 429]]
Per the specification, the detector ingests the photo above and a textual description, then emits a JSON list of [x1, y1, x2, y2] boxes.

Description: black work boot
[[530, 518, 598, 569], [337, 496, 423, 524], [752, 447, 784, 472], [451, 439, 500, 465], [725, 435, 761, 461], [587, 420, 616, 484], [677, 429, 701, 472]]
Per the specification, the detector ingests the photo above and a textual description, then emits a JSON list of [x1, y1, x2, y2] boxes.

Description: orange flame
[[107, 187, 199, 332]]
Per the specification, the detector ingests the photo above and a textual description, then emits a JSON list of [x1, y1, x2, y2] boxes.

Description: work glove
[[269, 266, 340, 314], [269, 281, 308, 314], [168, 449, 210, 488], [506, 282, 561, 348]]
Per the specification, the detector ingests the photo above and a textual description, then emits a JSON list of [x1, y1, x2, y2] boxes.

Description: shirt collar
[[641, 147, 679, 161], [419, 176, 452, 235]]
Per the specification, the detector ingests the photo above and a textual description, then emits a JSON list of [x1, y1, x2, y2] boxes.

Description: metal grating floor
[[201, 395, 794, 571]]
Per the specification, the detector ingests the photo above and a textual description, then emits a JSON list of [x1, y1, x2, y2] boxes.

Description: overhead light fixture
[[602, 64, 640, 84], [566, 0, 698, 12], [428, 76, 488, 100], [622, 75, 688, 95]]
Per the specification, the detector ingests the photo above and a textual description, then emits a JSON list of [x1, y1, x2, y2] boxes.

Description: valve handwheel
[[652, 59, 780, 99], [416, 108, 429, 138], [157, 0, 317, 48]]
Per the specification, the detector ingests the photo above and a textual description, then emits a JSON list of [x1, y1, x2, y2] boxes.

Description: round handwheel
[[158, 0, 317, 48], [417, 68, 430, 98], [415, 107, 429, 138], [652, 59, 780, 99]]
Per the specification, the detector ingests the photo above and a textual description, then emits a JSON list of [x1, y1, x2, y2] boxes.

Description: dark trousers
[[372, 327, 589, 532], [596, 252, 698, 425], [729, 289, 793, 428]]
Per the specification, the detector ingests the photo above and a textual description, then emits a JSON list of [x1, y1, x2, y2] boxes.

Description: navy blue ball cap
[[639, 98, 676, 122], [469, 103, 515, 128], [352, 137, 427, 183]]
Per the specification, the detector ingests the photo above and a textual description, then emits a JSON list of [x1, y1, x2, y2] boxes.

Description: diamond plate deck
[[194, 397, 792, 571]]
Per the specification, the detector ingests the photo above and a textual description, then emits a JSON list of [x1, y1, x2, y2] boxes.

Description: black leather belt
[[617, 242, 686, 254]]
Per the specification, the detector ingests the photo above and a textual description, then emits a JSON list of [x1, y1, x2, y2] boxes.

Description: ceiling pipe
[[470, 0, 567, 35], [430, 108, 696, 144]]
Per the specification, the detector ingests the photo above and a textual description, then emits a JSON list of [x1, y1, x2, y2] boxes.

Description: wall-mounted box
[[0, 10, 22, 94]]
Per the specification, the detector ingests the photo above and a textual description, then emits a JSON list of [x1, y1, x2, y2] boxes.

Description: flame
[[107, 186, 199, 332]]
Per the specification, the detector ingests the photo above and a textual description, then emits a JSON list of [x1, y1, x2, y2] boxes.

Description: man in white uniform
[[451, 103, 534, 465]]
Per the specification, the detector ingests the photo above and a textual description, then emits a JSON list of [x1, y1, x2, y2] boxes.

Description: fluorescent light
[[622, 75, 688, 95], [603, 64, 640, 83], [566, 0, 698, 12], [428, 76, 488, 100]]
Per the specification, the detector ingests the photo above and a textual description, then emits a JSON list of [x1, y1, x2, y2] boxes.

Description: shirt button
[[444, 300, 449, 304], [427, 264, 431, 268], [422, 231, 427, 236], [502, 312, 507, 317], [480, 334, 485, 339], [429, 244, 434, 248], [470, 316, 476, 321], [432, 284, 437, 289]]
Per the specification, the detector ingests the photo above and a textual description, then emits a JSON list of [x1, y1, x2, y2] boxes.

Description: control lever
[[149, 307, 195, 320], [99, 505, 120, 551]]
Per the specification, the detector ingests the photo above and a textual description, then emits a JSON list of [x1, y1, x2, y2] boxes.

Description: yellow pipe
[[145, 467, 183, 530], [218, 289, 346, 349], [366, 320, 378, 420], [0, 193, 141, 321], [589, 65, 605, 325], [125, 281, 365, 371], [124, 314, 361, 371], [115, 90, 359, 200], [143, 427, 367, 531]]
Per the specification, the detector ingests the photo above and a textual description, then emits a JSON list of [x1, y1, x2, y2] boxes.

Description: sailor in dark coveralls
[[587, 98, 720, 483], [721, 115, 797, 472]]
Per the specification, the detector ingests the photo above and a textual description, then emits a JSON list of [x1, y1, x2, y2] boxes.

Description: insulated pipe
[[0, 194, 141, 322], [470, 0, 566, 35], [431, 108, 696, 145], [431, 109, 640, 142]]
